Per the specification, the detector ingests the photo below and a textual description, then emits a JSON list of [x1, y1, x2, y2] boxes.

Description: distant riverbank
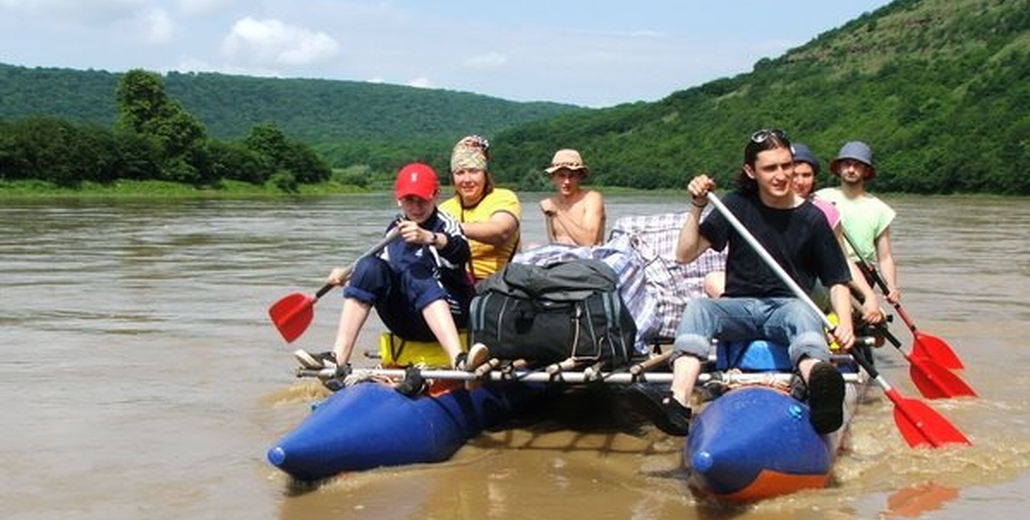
[[0, 179, 370, 199], [0, 179, 651, 200]]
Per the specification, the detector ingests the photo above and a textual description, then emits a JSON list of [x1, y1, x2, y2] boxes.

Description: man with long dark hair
[[659, 130, 856, 436]]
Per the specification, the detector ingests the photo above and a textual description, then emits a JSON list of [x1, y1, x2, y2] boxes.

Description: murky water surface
[[2, 193, 1028, 520]]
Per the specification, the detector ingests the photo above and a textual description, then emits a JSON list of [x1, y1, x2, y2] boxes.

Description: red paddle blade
[[908, 357, 978, 399], [912, 332, 964, 370], [268, 293, 316, 343], [886, 389, 972, 448]]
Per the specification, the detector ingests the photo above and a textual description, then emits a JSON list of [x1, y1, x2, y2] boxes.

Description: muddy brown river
[[2, 192, 1028, 520]]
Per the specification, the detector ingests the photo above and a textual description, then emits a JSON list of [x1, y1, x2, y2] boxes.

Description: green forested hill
[[3, 0, 1029, 194], [0, 64, 581, 143], [492, 0, 1030, 194]]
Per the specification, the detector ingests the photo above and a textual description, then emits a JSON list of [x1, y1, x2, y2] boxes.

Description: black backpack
[[469, 259, 637, 368]]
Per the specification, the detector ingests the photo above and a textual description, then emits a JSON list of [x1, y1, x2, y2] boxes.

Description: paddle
[[853, 298, 976, 399], [841, 231, 964, 369], [706, 192, 970, 448], [849, 347, 970, 448], [875, 319, 976, 399], [268, 229, 401, 343]]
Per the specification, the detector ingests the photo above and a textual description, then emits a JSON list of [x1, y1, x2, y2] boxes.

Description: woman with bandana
[[439, 135, 522, 282]]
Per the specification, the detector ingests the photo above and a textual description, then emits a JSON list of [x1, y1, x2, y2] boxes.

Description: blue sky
[[0, 0, 894, 107]]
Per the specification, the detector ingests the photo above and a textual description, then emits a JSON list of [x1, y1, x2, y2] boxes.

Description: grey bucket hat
[[830, 141, 876, 179]]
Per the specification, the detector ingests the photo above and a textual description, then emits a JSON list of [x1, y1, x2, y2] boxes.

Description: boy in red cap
[[298, 162, 476, 391]]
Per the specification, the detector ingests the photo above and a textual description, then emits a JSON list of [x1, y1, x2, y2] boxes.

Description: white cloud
[[221, 16, 340, 67], [407, 77, 434, 89], [463, 51, 507, 70]]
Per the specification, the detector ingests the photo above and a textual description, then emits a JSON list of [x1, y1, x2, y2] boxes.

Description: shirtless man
[[538, 149, 606, 246]]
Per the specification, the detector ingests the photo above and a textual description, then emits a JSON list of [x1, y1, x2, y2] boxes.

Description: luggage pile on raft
[[266, 212, 974, 503]]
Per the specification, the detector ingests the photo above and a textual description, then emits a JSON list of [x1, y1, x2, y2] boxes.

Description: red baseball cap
[[395, 162, 439, 200]]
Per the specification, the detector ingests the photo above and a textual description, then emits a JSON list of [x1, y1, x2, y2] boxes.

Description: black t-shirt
[[700, 190, 850, 298]]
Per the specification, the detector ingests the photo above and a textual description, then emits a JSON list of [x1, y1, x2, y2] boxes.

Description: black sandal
[[394, 366, 428, 398], [808, 362, 845, 434]]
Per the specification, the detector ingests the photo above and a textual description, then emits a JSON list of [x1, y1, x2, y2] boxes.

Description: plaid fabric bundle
[[514, 211, 727, 349], [609, 211, 727, 342]]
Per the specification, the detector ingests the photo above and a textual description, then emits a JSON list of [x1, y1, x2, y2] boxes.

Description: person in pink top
[[791, 144, 841, 227]]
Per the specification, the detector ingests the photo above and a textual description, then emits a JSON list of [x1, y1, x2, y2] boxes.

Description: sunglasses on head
[[750, 129, 787, 144]]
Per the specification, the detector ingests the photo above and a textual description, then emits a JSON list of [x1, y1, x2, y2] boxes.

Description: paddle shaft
[[305, 264, 359, 304], [850, 295, 903, 348], [269, 228, 402, 343], [841, 231, 920, 330], [840, 229, 964, 370], [708, 193, 901, 376], [309, 229, 399, 301], [630, 350, 674, 376], [840, 231, 891, 293], [331, 228, 402, 288], [848, 278, 976, 399], [707, 193, 903, 388], [705, 193, 832, 328], [710, 194, 928, 355]]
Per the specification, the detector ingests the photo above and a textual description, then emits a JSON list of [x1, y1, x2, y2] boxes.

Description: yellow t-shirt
[[440, 188, 522, 280]]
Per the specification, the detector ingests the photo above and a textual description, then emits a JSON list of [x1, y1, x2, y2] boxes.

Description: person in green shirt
[[816, 141, 901, 304]]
